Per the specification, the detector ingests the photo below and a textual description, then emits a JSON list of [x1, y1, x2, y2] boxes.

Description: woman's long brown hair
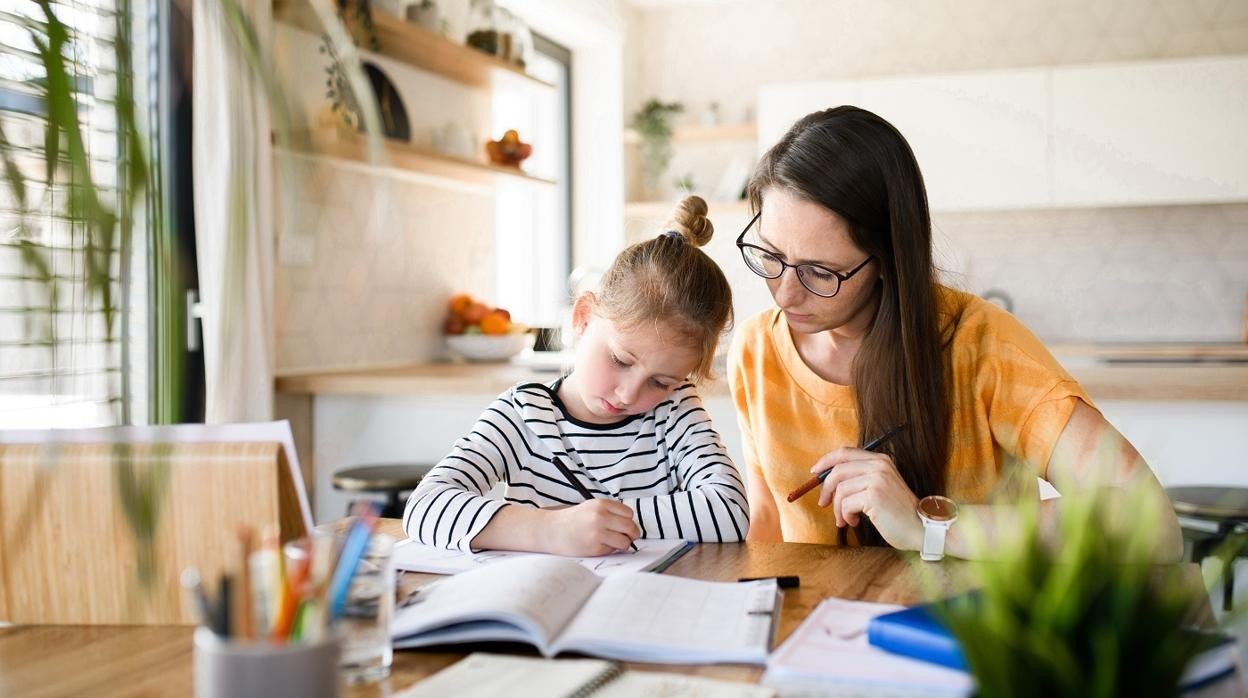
[[747, 106, 952, 546]]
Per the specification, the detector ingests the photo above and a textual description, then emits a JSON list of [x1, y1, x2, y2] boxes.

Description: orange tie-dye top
[[726, 286, 1092, 545]]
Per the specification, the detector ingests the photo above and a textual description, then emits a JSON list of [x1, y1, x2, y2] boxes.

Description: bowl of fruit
[[444, 294, 531, 362]]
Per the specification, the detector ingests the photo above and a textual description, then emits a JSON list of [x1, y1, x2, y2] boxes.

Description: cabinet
[[757, 56, 1248, 211], [1051, 56, 1248, 207]]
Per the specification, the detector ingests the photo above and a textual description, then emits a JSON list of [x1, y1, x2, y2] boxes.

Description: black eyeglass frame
[[735, 212, 874, 298]]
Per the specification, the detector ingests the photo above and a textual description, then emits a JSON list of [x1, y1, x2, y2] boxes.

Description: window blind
[[0, 1, 136, 428]]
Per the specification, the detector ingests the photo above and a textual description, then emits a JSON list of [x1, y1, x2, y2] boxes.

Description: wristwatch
[[916, 495, 958, 561]]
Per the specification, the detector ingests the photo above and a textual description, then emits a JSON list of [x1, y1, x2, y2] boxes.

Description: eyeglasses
[[735, 212, 873, 298]]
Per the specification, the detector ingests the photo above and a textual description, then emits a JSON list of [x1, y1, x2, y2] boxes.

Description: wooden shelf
[[624, 122, 757, 145], [281, 132, 556, 189], [624, 199, 752, 217], [274, 2, 554, 92]]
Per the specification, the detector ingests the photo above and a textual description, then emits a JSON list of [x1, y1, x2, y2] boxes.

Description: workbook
[[397, 653, 777, 697], [391, 556, 779, 664], [392, 538, 693, 577]]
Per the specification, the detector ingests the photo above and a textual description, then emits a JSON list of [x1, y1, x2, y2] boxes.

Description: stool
[[332, 464, 433, 519], [1166, 486, 1248, 612]]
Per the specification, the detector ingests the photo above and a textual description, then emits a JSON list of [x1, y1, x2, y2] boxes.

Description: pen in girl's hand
[[552, 456, 639, 552], [785, 424, 908, 503]]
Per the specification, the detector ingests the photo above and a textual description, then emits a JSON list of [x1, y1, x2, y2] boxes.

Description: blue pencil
[[327, 503, 380, 621]]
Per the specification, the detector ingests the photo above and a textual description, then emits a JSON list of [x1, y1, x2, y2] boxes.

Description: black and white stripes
[[402, 379, 750, 552]]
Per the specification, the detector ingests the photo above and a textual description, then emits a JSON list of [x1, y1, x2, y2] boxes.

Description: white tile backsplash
[[275, 157, 495, 372], [625, 202, 1248, 344], [933, 204, 1248, 341]]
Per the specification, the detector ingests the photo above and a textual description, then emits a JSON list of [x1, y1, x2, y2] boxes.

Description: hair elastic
[[661, 230, 685, 241]]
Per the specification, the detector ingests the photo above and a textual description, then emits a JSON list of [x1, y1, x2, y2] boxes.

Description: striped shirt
[[403, 378, 750, 552]]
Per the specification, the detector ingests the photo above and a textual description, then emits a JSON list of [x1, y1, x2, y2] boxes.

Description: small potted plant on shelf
[[631, 98, 684, 200]]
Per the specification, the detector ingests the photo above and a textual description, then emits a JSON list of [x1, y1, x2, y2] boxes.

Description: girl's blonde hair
[[593, 196, 732, 381]]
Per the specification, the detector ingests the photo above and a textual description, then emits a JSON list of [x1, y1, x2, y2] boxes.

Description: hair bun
[[664, 195, 713, 247]]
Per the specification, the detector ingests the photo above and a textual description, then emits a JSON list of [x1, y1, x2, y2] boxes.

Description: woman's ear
[[570, 292, 596, 335]]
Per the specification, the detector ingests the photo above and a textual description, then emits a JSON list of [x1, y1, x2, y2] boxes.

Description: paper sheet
[[763, 598, 972, 697], [393, 538, 691, 577]]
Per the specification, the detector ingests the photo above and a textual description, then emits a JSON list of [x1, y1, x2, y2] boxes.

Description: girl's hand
[[544, 499, 640, 556], [813, 448, 923, 551]]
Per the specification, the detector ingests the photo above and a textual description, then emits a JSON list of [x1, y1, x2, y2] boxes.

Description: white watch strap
[[921, 522, 947, 561]]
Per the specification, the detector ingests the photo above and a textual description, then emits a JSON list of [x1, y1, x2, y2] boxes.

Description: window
[[491, 32, 571, 328], [0, 1, 146, 427]]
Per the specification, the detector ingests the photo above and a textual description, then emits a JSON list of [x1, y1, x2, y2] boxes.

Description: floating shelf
[[281, 132, 557, 189], [274, 2, 555, 92], [624, 199, 752, 217], [623, 123, 757, 145]]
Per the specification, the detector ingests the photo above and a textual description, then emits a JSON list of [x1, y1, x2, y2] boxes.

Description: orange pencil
[[270, 540, 311, 641], [786, 424, 907, 503]]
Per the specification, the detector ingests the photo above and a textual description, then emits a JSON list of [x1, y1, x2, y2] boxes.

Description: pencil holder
[[193, 627, 341, 698]]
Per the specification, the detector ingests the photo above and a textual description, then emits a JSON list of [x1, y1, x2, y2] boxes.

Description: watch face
[[918, 495, 958, 522]]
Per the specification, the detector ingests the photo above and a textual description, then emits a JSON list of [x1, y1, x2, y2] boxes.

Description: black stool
[[1166, 486, 1248, 612], [333, 464, 433, 519]]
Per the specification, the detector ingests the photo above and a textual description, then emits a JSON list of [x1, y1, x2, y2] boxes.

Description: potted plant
[[630, 98, 683, 199], [936, 472, 1227, 698]]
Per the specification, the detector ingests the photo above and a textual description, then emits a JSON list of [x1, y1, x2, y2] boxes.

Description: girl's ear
[[570, 292, 596, 335]]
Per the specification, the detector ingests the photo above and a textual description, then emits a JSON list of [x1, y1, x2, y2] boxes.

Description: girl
[[404, 196, 749, 556], [728, 106, 1181, 560]]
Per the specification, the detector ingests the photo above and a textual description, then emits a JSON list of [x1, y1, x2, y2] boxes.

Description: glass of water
[[336, 533, 395, 684]]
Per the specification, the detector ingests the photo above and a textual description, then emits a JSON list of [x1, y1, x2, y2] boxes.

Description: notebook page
[[391, 557, 602, 651], [393, 538, 691, 576], [554, 575, 776, 663], [763, 598, 972, 697], [395, 653, 618, 698], [594, 671, 776, 698]]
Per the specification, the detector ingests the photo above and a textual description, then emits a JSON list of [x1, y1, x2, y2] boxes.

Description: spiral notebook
[[397, 653, 776, 698]]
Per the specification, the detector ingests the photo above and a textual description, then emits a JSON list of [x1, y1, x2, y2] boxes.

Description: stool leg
[[1225, 560, 1235, 612], [383, 491, 405, 520]]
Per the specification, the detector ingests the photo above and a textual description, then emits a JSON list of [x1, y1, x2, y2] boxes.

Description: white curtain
[[192, 0, 275, 423]]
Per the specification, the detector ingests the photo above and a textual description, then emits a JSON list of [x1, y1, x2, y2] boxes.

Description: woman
[[727, 106, 1181, 560]]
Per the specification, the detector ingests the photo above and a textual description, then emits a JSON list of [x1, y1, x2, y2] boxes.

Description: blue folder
[[866, 598, 1239, 692], [866, 602, 967, 671]]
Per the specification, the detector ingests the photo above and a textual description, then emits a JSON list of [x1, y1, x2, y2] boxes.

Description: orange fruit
[[444, 315, 465, 335], [480, 310, 511, 335], [449, 294, 473, 316], [462, 302, 489, 325]]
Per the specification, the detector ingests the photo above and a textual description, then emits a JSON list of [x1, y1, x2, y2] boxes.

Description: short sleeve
[[967, 316, 1093, 481]]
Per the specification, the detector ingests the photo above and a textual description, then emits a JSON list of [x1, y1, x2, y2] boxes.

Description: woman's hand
[[814, 448, 923, 551], [543, 499, 640, 556]]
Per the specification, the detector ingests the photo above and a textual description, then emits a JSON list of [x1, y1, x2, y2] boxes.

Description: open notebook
[[392, 556, 779, 664], [392, 538, 693, 576], [397, 653, 776, 697]]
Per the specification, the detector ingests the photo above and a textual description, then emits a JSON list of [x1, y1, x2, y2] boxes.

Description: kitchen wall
[[933, 204, 1248, 342], [624, 0, 1248, 342], [270, 23, 498, 373], [273, 158, 495, 371]]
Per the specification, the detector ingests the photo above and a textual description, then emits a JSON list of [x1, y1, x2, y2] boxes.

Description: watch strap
[[921, 521, 947, 561]]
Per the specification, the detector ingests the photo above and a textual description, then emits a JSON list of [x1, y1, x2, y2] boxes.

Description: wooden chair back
[[0, 440, 307, 625]]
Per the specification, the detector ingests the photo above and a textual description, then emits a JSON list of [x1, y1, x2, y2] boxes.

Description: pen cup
[[193, 627, 340, 698], [336, 532, 396, 684]]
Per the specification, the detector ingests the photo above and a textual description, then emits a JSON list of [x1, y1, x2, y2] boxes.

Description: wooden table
[[0, 520, 1219, 697]]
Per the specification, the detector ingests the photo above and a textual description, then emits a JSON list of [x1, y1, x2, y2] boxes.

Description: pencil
[[551, 456, 639, 552], [785, 423, 908, 503]]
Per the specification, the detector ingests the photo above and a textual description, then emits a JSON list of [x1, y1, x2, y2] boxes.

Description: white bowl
[[445, 333, 532, 362]]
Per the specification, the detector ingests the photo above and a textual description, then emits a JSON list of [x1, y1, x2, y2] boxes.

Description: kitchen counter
[[275, 350, 1248, 401], [278, 346, 1248, 521]]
